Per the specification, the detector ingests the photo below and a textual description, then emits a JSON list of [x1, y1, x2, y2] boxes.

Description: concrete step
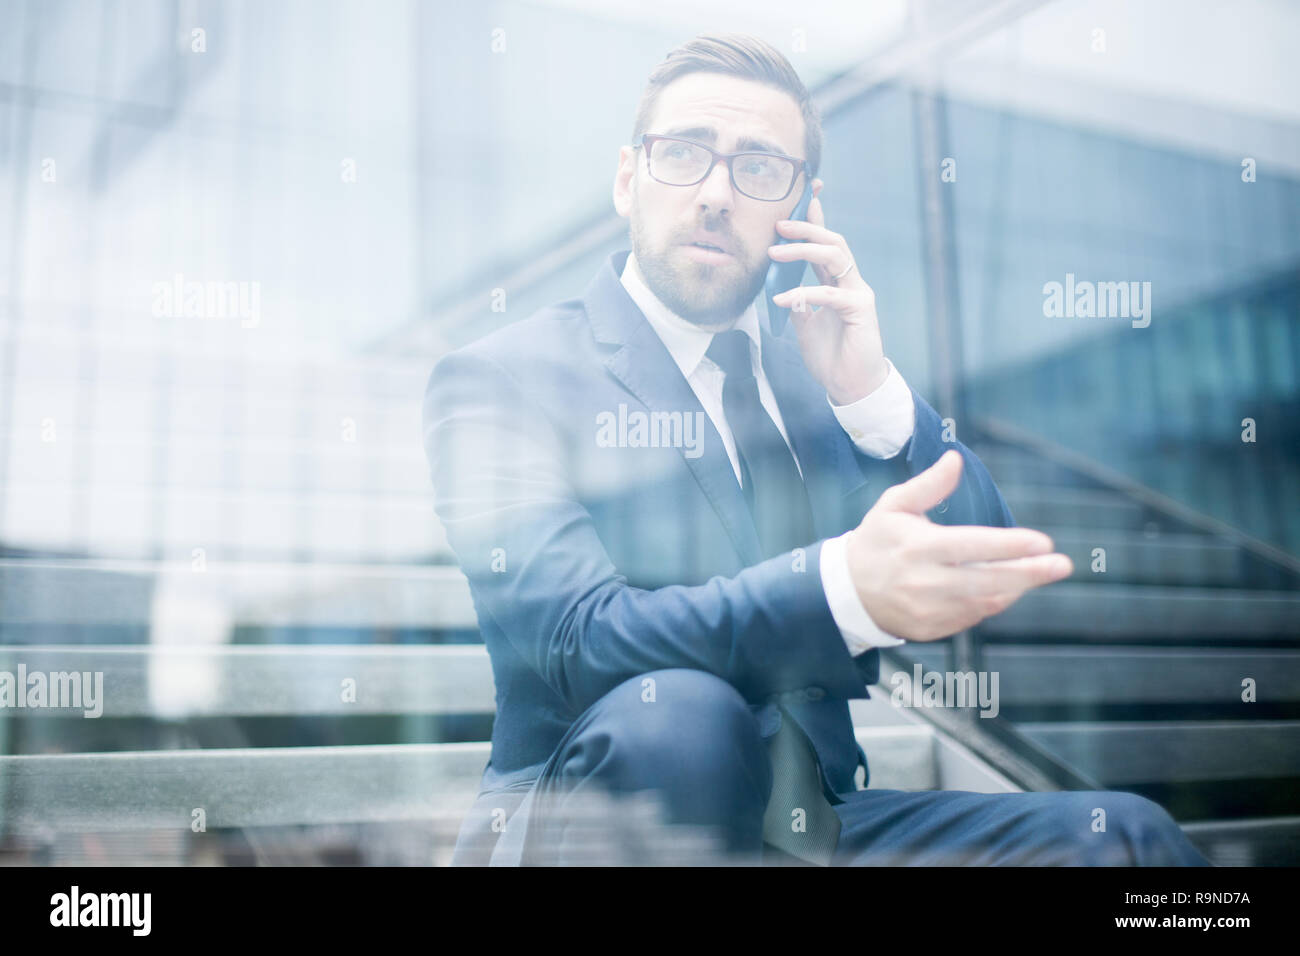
[[0, 559, 476, 634], [7, 437, 434, 496], [1, 483, 450, 563], [0, 644, 495, 718], [0, 726, 946, 838]]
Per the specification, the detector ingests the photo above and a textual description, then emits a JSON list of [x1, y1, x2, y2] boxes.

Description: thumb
[[884, 449, 964, 514]]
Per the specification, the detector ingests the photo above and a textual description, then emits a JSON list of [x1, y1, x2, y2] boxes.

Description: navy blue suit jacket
[[422, 250, 1014, 853]]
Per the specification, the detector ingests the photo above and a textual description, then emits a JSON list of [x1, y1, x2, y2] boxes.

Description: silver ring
[[830, 262, 854, 281]]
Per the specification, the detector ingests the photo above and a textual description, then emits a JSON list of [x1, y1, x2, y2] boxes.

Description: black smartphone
[[764, 177, 814, 336]]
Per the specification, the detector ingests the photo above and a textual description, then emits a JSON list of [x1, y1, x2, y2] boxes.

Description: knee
[[592, 669, 766, 791], [1104, 792, 1202, 864], [1055, 792, 1193, 866], [1103, 791, 1176, 831], [547, 669, 770, 858], [619, 669, 763, 770]]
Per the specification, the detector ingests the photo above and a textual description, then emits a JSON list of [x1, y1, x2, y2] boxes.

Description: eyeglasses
[[634, 134, 808, 202]]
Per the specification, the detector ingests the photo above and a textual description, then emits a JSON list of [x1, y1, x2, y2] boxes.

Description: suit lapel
[[582, 251, 872, 560], [585, 252, 763, 567]]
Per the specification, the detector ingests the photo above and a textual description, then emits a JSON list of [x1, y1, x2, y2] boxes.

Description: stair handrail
[[974, 414, 1300, 579]]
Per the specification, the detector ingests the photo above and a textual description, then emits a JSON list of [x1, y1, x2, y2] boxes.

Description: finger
[[808, 186, 825, 227], [880, 449, 963, 514], [959, 553, 1075, 592], [771, 284, 862, 312], [775, 218, 847, 247], [925, 525, 1055, 564], [768, 242, 853, 274]]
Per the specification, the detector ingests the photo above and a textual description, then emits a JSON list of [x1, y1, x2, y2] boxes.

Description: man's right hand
[[845, 449, 1073, 642]]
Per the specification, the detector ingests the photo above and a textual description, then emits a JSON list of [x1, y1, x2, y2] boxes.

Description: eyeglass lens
[[648, 138, 795, 201]]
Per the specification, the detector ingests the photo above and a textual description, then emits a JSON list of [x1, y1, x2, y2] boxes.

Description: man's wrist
[[821, 531, 906, 652], [827, 358, 890, 406], [829, 358, 916, 460]]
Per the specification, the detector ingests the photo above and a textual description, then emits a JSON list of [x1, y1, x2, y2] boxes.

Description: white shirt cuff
[[827, 358, 915, 459], [820, 532, 906, 654]]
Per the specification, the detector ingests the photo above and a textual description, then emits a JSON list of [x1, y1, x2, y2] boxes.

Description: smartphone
[[764, 177, 814, 336]]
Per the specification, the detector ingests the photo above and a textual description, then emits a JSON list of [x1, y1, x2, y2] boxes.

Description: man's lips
[[684, 233, 732, 255], [681, 235, 735, 264]]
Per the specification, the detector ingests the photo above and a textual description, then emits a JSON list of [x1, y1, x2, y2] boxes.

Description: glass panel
[[1, 0, 1295, 866]]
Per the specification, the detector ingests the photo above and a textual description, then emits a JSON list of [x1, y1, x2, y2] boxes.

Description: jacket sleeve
[[422, 346, 872, 717], [851, 388, 1016, 530]]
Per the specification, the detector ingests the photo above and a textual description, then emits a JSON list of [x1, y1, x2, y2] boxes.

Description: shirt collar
[[620, 250, 762, 380]]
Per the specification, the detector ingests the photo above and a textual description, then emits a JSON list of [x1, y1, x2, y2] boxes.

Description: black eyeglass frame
[[634, 133, 809, 202]]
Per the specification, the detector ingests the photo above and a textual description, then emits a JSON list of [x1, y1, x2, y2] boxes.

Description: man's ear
[[613, 145, 637, 218]]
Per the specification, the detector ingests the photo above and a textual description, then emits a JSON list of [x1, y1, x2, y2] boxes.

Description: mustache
[[677, 223, 745, 256]]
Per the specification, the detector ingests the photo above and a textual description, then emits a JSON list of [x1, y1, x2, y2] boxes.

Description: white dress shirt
[[619, 251, 914, 653]]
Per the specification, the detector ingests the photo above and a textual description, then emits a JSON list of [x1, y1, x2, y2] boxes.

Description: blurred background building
[[0, 0, 1297, 864]]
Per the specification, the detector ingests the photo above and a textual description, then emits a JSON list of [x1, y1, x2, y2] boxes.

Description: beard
[[629, 206, 768, 327]]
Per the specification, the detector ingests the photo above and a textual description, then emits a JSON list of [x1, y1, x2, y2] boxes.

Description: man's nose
[[695, 159, 735, 215]]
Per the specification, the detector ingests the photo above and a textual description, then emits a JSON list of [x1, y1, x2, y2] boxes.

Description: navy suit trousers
[[452, 668, 1211, 867]]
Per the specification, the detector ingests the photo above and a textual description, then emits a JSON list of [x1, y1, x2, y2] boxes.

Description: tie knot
[[705, 329, 755, 382]]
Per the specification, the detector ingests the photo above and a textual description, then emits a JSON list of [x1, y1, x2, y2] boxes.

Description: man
[[422, 34, 1209, 866]]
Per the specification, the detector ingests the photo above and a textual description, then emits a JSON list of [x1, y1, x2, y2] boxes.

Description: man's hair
[[631, 33, 822, 178]]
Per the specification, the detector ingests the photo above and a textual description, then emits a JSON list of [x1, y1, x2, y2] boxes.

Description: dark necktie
[[705, 329, 841, 866]]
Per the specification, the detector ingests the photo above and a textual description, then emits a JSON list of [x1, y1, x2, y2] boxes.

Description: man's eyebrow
[[661, 126, 790, 156]]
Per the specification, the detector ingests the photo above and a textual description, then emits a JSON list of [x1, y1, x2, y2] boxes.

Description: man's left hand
[[768, 178, 890, 405]]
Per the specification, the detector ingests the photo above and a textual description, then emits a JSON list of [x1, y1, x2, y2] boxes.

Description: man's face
[[614, 72, 808, 327]]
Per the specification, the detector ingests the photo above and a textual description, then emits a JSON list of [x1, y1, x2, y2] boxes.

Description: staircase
[[2, 330, 1296, 863], [910, 421, 1300, 866], [0, 587, 1015, 865]]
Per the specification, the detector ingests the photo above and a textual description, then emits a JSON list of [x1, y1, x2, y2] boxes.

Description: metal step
[[1047, 531, 1245, 587], [999, 486, 1148, 531], [1181, 815, 1300, 867], [980, 584, 1300, 642], [974, 449, 1088, 489], [889, 645, 1300, 707], [1015, 719, 1300, 785]]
